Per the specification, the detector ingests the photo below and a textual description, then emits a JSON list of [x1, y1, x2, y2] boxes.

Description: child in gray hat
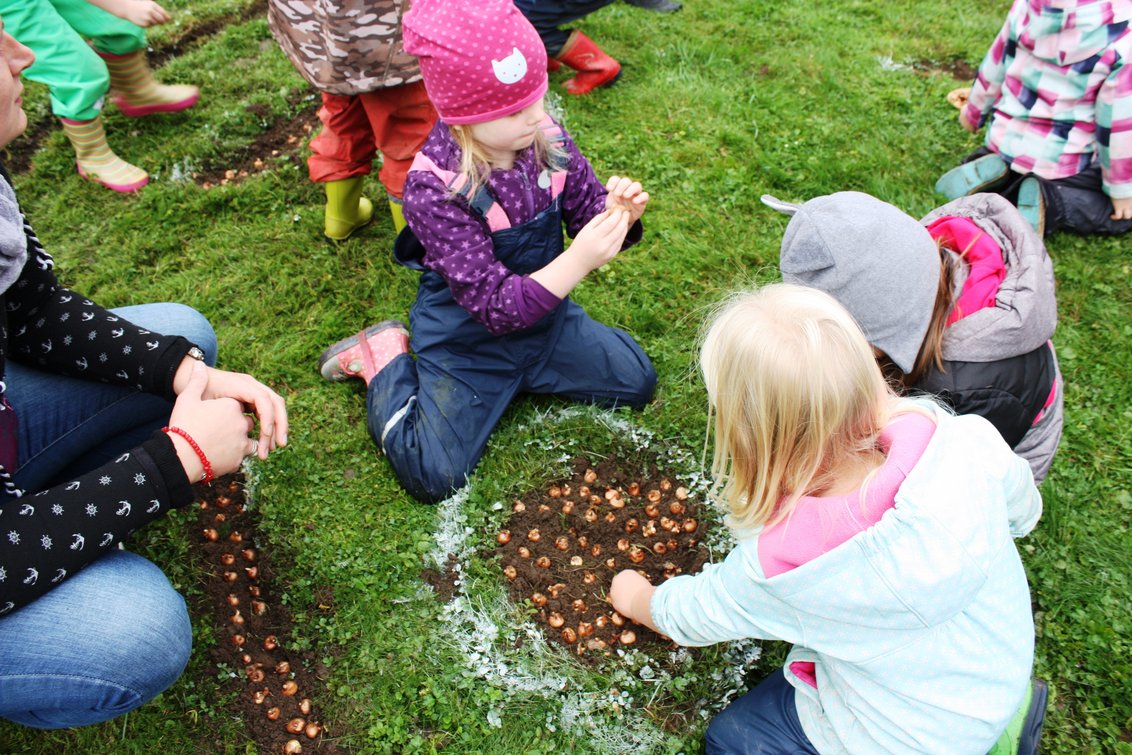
[[763, 191, 1063, 483]]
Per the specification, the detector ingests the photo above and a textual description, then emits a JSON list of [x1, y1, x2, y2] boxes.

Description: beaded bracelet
[[163, 426, 214, 484]]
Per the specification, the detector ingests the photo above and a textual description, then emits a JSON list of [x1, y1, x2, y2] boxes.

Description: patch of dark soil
[[194, 474, 339, 755], [421, 555, 460, 603], [494, 457, 710, 663], [915, 57, 977, 82], [192, 99, 320, 187]]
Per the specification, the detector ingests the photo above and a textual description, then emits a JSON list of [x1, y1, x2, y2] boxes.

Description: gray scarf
[[0, 172, 28, 296]]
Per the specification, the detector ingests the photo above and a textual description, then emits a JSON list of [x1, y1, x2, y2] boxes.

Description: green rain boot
[[324, 177, 374, 241], [389, 195, 407, 233], [987, 679, 1048, 755]]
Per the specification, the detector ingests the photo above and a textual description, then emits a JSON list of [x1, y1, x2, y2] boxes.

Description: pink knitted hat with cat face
[[402, 0, 548, 125]]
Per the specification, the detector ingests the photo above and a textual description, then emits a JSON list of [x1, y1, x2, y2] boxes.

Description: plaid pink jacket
[[964, 0, 1132, 197]]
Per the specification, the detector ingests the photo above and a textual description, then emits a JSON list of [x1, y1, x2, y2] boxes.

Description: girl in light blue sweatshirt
[[610, 284, 1047, 754]]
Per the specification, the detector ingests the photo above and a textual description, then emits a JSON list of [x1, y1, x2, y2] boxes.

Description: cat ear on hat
[[761, 194, 838, 275], [760, 194, 801, 215]]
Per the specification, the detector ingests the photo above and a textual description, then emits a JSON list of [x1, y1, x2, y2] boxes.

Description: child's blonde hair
[[700, 283, 894, 532], [448, 113, 566, 198]]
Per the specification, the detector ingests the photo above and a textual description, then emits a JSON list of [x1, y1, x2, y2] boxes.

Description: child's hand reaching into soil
[[610, 569, 659, 633]]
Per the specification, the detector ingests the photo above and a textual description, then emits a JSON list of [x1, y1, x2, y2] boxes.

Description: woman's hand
[[166, 361, 259, 481], [604, 175, 649, 226], [610, 569, 658, 632], [172, 358, 288, 460]]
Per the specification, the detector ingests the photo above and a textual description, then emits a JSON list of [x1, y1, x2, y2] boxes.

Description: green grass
[[2, 0, 1130, 752]]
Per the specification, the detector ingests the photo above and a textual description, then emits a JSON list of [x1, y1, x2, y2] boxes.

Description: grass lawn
[[1, 0, 1129, 752]]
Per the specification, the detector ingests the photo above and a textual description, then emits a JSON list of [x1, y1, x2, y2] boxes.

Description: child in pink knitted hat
[[318, 0, 657, 503]]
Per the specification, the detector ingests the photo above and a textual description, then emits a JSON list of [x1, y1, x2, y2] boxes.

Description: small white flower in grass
[[486, 709, 502, 728]]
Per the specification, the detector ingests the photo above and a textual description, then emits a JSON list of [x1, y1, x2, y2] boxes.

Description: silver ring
[[248, 439, 259, 457]]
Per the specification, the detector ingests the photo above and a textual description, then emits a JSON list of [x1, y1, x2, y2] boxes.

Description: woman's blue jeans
[[0, 303, 215, 728]]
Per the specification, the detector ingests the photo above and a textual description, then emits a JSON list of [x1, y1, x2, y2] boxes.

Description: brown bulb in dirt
[[263, 635, 279, 651], [228, 480, 239, 493], [513, 500, 526, 514], [220, 553, 236, 566], [569, 555, 583, 566], [659, 516, 675, 532], [517, 546, 531, 559], [660, 479, 673, 491], [572, 598, 587, 613], [231, 610, 244, 626], [644, 502, 660, 519], [561, 501, 575, 515], [628, 547, 646, 564], [242, 548, 257, 562], [275, 661, 291, 675], [496, 530, 511, 545], [298, 698, 312, 715], [669, 501, 686, 516], [253, 688, 269, 705], [623, 518, 638, 534], [535, 556, 551, 568], [603, 512, 617, 523], [619, 630, 638, 645], [247, 667, 266, 684], [266, 706, 281, 721], [577, 535, 589, 548], [605, 489, 619, 501], [561, 627, 577, 643], [203, 528, 219, 542], [502, 565, 517, 580], [527, 528, 540, 542], [532, 592, 548, 607], [610, 612, 625, 627], [251, 599, 268, 615], [617, 538, 630, 551], [605, 558, 616, 569], [245, 566, 259, 580], [283, 740, 302, 754], [214, 512, 226, 523], [539, 503, 551, 514], [554, 535, 570, 551], [627, 482, 641, 496], [590, 495, 603, 506], [578, 485, 590, 498], [608, 496, 625, 510], [561, 484, 572, 496], [586, 638, 608, 651], [686, 539, 698, 549], [227, 593, 240, 607], [583, 571, 597, 584], [548, 582, 565, 599], [242, 653, 253, 665], [675, 486, 689, 501], [286, 718, 306, 734], [548, 612, 565, 628], [305, 722, 321, 739], [228, 531, 243, 543], [548, 484, 562, 498], [642, 521, 658, 538], [667, 538, 679, 552], [577, 621, 594, 639], [595, 615, 609, 629], [583, 508, 599, 523], [590, 544, 602, 557], [216, 494, 232, 508], [683, 518, 698, 533], [232, 634, 246, 647], [584, 468, 598, 484], [282, 680, 299, 696], [647, 489, 662, 503], [248, 585, 262, 597], [653, 542, 667, 555]]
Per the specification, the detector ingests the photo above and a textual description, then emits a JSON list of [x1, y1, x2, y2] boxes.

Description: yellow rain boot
[[389, 195, 407, 233], [98, 50, 200, 117], [324, 177, 374, 241], [59, 116, 149, 193]]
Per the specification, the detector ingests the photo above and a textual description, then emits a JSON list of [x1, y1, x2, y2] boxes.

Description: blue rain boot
[[1016, 177, 1046, 237], [935, 153, 1010, 199], [987, 678, 1048, 755]]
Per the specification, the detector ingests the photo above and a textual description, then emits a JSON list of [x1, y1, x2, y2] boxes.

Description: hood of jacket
[[921, 193, 1058, 363], [1020, 0, 1132, 65]]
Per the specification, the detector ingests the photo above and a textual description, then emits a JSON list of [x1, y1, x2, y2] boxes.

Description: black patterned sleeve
[[3, 217, 191, 399], [0, 430, 194, 615]]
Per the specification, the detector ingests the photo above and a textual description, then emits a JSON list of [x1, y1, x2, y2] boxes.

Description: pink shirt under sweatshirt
[[758, 412, 937, 687]]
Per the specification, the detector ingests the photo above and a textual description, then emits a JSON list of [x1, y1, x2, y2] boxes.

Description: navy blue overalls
[[369, 134, 657, 503]]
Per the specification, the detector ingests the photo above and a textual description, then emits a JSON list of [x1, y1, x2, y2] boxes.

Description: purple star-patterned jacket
[[401, 117, 641, 335], [0, 168, 196, 615]]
